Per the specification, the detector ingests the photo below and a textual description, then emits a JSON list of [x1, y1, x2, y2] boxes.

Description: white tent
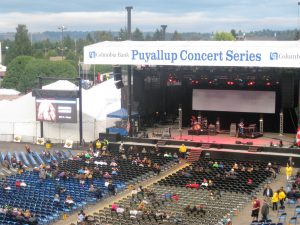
[[0, 79, 121, 143]]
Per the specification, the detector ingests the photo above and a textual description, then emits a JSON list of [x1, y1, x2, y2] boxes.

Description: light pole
[[125, 6, 133, 137], [58, 25, 67, 59], [161, 25, 167, 40]]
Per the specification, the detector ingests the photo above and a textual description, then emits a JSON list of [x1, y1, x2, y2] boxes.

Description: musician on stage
[[237, 120, 245, 138]]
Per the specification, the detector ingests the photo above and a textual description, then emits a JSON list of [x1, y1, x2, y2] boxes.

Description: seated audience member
[[24, 209, 31, 219], [88, 184, 96, 192], [219, 162, 225, 169], [116, 206, 125, 214], [200, 179, 208, 188], [171, 193, 179, 201], [54, 194, 60, 205], [111, 167, 119, 175], [184, 205, 191, 214], [173, 153, 179, 162], [196, 204, 206, 216], [212, 161, 219, 168], [186, 181, 200, 190], [65, 195, 75, 208], [103, 172, 112, 179], [247, 178, 253, 185], [111, 203, 118, 212], [108, 182, 116, 196], [20, 180, 27, 187], [77, 210, 86, 224], [110, 161, 118, 167], [163, 192, 172, 201], [2, 159, 10, 170], [233, 162, 239, 170], [15, 180, 21, 188]]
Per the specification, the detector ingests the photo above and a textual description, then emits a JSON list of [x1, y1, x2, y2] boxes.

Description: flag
[[296, 127, 300, 146], [97, 72, 101, 81]]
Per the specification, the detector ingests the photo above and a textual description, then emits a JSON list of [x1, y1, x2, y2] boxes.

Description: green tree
[[118, 28, 128, 41], [213, 32, 235, 41], [230, 29, 237, 39], [1, 56, 34, 89], [144, 33, 152, 41], [132, 28, 144, 41], [152, 29, 162, 41], [5, 25, 32, 64], [86, 33, 94, 44], [19, 59, 77, 93], [171, 30, 183, 40], [94, 31, 113, 42], [15, 24, 32, 55]]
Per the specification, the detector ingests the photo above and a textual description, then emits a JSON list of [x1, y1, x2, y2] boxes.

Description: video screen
[[36, 98, 77, 123]]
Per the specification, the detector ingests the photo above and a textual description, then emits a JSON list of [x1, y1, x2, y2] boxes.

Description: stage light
[[227, 81, 234, 85], [247, 81, 255, 86], [266, 82, 271, 86]]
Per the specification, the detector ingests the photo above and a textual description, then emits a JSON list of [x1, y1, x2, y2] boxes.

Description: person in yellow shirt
[[286, 163, 293, 180], [179, 144, 187, 159], [278, 187, 286, 209], [95, 140, 101, 151], [272, 191, 279, 211]]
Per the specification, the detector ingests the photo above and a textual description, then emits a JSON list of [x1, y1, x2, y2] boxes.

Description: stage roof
[[84, 41, 300, 68]]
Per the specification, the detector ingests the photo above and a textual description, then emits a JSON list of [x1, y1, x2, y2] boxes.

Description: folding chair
[[295, 205, 300, 215], [288, 216, 297, 225], [277, 212, 287, 223]]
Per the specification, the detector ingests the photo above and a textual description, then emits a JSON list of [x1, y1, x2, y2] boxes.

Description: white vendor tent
[[0, 79, 121, 143]]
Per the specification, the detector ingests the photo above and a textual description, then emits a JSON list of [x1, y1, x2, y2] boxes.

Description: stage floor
[[146, 126, 295, 147]]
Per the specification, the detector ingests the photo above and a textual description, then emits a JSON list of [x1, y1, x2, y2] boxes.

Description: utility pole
[[58, 25, 67, 60]]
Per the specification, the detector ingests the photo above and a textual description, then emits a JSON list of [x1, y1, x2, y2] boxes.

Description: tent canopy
[[107, 108, 138, 119]]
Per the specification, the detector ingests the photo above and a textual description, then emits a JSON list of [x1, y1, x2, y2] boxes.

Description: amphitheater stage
[[120, 127, 300, 164]]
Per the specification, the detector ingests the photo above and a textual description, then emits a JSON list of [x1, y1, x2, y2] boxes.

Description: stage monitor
[[192, 89, 275, 113], [36, 98, 77, 123]]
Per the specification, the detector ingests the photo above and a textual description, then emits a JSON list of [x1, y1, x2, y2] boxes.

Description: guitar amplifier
[[230, 123, 237, 137]]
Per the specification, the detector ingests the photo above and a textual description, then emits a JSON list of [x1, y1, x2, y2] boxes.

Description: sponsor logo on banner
[[269, 52, 279, 60], [89, 51, 97, 58]]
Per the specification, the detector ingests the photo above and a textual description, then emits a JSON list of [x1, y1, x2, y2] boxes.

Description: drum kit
[[191, 115, 207, 131]]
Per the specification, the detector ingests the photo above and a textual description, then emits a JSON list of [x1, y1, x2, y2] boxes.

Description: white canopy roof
[[0, 79, 120, 142]]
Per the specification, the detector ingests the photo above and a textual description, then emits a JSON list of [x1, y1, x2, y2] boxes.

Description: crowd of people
[[110, 185, 184, 223], [249, 162, 296, 223], [0, 205, 38, 225]]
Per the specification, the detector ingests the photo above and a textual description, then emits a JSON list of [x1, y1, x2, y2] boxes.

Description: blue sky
[[0, 0, 298, 33]]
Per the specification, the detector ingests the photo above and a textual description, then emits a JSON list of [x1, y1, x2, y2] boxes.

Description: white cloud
[[0, 11, 297, 33]]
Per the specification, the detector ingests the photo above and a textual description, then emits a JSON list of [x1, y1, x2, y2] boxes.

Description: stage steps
[[187, 148, 203, 163]]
